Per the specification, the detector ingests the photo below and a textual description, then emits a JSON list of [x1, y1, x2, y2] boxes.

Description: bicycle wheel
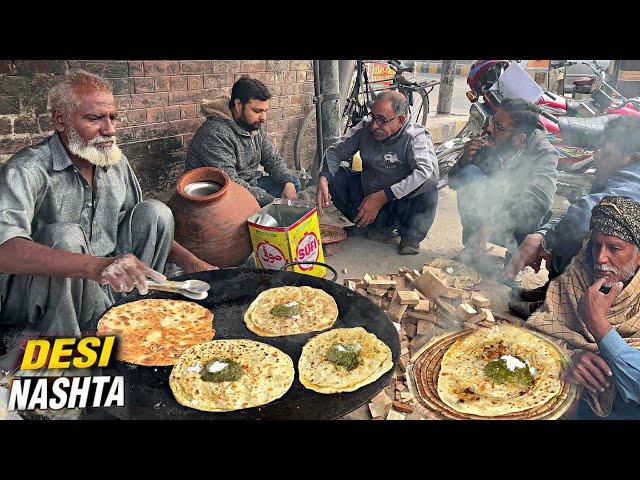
[[293, 108, 318, 173], [410, 89, 430, 127]]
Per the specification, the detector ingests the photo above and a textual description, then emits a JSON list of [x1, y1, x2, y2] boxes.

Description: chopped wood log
[[371, 391, 393, 406], [413, 267, 449, 298], [381, 298, 391, 310], [456, 303, 477, 320], [367, 287, 388, 296], [463, 321, 480, 330], [397, 290, 421, 305], [404, 322, 417, 338], [369, 401, 387, 418], [400, 271, 415, 284], [467, 313, 485, 324], [414, 299, 431, 312], [392, 402, 414, 414], [356, 288, 368, 297], [434, 297, 458, 318], [416, 316, 436, 335], [400, 391, 413, 401], [396, 382, 407, 392], [407, 311, 436, 321], [392, 322, 401, 333], [367, 278, 397, 287], [399, 356, 409, 371], [470, 293, 491, 309], [414, 290, 428, 300], [444, 287, 468, 298], [387, 292, 408, 321], [386, 410, 406, 421], [481, 308, 496, 323], [486, 243, 508, 258], [346, 280, 357, 291]]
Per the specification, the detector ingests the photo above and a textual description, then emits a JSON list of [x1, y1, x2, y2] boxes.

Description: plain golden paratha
[[169, 340, 294, 412], [437, 324, 565, 416], [244, 286, 338, 337], [97, 299, 214, 366], [298, 327, 393, 394]]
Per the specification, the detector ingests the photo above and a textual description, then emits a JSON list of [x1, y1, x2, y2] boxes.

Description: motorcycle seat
[[558, 115, 615, 149], [573, 77, 595, 86]]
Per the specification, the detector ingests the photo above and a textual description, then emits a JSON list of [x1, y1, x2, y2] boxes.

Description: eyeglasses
[[490, 116, 512, 133], [368, 113, 400, 126]]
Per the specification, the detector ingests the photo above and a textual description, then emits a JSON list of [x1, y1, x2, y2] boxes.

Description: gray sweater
[[320, 118, 439, 199], [185, 95, 296, 206]]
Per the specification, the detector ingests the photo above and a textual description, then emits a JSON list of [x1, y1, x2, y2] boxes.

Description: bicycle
[[293, 60, 440, 177]]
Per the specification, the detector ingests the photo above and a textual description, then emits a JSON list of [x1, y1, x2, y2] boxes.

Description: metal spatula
[[147, 279, 210, 300]]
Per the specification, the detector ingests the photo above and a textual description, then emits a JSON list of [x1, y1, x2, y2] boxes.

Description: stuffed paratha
[[97, 299, 214, 366], [437, 324, 565, 416], [169, 340, 294, 412], [298, 327, 393, 394], [244, 286, 338, 337]]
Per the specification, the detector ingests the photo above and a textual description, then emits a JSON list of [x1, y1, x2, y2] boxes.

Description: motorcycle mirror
[[466, 91, 476, 102]]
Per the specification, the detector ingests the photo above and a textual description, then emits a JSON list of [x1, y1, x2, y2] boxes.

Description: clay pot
[[168, 167, 260, 268]]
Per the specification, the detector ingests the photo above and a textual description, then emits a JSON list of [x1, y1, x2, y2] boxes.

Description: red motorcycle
[[437, 60, 640, 163], [435, 60, 640, 193]]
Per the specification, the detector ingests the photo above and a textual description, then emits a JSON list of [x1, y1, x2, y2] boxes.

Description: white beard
[[66, 126, 122, 167]]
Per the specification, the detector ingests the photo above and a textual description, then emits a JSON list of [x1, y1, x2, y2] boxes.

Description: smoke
[[453, 138, 552, 252]]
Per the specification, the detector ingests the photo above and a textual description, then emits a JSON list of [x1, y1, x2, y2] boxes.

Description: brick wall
[[0, 60, 316, 200]]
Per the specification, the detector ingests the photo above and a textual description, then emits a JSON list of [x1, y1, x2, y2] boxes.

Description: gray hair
[[48, 69, 112, 119], [374, 90, 409, 116]]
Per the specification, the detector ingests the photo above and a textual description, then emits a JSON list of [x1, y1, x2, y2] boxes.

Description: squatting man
[[316, 90, 439, 255]]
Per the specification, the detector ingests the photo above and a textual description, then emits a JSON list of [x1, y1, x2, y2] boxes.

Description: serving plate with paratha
[[406, 324, 577, 420], [85, 267, 399, 420]]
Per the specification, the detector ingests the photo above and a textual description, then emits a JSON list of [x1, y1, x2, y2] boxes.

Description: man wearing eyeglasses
[[317, 90, 439, 255], [447, 98, 559, 266]]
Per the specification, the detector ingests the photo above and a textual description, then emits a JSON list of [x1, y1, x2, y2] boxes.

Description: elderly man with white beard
[[0, 70, 215, 371], [526, 196, 640, 419]]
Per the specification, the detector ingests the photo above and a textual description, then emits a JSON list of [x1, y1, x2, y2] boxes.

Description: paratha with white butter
[[244, 286, 338, 337], [97, 299, 214, 366], [298, 327, 393, 394], [437, 324, 565, 417], [169, 340, 295, 412]]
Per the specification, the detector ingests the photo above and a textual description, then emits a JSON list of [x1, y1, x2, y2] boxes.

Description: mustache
[[88, 135, 117, 145], [595, 264, 620, 274]]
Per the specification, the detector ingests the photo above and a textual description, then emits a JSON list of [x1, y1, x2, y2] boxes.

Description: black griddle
[[84, 267, 399, 420]]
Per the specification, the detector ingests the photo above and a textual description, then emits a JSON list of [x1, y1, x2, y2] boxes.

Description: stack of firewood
[[344, 265, 497, 420]]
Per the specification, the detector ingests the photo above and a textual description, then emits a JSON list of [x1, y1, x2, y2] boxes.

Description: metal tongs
[[147, 279, 211, 300]]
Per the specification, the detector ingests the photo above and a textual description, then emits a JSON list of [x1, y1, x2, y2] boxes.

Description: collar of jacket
[[201, 95, 260, 138]]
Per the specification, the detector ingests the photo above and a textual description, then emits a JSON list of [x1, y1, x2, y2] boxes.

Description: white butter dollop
[[283, 301, 299, 308], [207, 361, 228, 373], [500, 355, 536, 377], [187, 361, 202, 373], [500, 355, 526, 372], [336, 345, 346, 352]]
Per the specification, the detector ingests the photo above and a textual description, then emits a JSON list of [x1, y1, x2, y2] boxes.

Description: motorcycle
[[435, 60, 640, 187]]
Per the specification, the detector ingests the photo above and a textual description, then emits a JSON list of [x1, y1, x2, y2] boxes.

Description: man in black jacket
[[185, 76, 300, 207], [448, 98, 559, 260]]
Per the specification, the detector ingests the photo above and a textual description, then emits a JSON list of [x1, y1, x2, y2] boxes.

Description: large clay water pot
[[168, 167, 260, 268]]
